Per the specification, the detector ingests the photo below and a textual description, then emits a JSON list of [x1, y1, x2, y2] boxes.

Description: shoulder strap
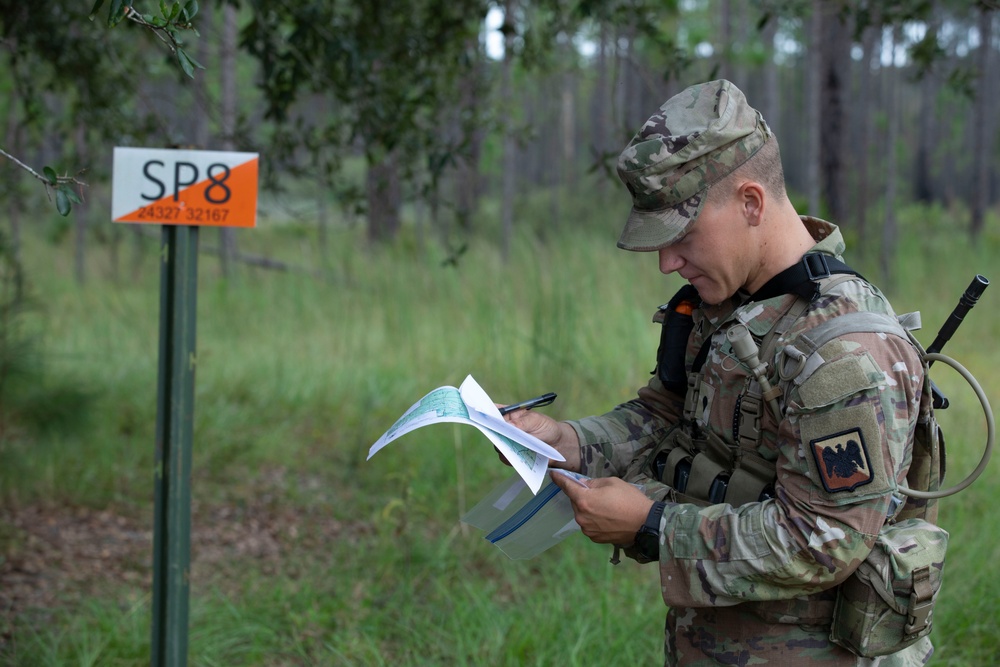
[[779, 310, 910, 386], [748, 253, 863, 303], [759, 273, 869, 365]]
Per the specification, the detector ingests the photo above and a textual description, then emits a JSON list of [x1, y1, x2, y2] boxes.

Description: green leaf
[[177, 48, 195, 78], [170, 2, 181, 21], [176, 48, 204, 78], [183, 0, 199, 21], [160, 0, 168, 18], [89, 0, 107, 20], [55, 188, 71, 217], [108, 0, 125, 27], [42, 166, 58, 185], [66, 188, 83, 204]]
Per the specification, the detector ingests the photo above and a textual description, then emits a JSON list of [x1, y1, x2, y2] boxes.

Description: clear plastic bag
[[462, 472, 581, 560]]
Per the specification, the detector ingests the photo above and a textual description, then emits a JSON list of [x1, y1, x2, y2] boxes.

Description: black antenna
[[927, 275, 990, 356], [928, 275, 989, 409]]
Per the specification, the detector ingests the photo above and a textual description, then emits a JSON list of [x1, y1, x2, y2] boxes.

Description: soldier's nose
[[659, 246, 684, 275]]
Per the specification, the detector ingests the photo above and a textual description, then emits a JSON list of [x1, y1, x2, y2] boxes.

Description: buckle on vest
[[905, 566, 934, 637], [906, 596, 933, 637], [802, 253, 831, 281]]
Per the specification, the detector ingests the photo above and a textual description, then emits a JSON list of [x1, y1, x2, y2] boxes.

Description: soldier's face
[[657, 195, 754, 305]]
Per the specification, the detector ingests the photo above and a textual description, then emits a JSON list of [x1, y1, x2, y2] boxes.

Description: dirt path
[[0, 489, 360, 650]]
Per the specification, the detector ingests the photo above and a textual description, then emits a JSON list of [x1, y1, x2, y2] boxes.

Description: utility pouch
[[830, 518, 948, 657]]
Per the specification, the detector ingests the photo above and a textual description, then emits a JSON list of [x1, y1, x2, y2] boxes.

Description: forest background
[[1, 0, 998, 665]]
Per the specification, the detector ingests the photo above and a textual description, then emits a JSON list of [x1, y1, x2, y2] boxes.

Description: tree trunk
[[732, 1, 749, 87], [219, 2, 239, 276], [806, 0, 822, 216], [880, 27, 901, 289], [193, 4, 214, 149], [970, 5, 993, 239], [366, 150, 402, 244], [819, 3, 851, 223], [855, 15, 881, 254], [914, 8, 942, 204], [454, 36, 485, 236], [500, 0, 517, 261], [591, 21, 611, 187], [759, 15, 779, 137], [719, 0, 733, 83], [561, 67, 577, 193], [613, 27, 628, 140], [548, 72, 561, 231]]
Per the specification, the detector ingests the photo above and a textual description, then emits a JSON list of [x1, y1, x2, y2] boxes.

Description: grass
[[1, 189, 999, 665]]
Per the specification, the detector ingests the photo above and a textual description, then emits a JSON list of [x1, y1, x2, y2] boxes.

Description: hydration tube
[[898, 351, 995, 499]]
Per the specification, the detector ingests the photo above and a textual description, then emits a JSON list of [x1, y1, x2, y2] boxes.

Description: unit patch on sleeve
[[809, 428, 873, 493]]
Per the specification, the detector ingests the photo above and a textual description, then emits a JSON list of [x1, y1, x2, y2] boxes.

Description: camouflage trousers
[[664, 605, 934, 666]]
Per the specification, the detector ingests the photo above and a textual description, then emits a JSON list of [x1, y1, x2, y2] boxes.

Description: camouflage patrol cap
[[616, 79, 771, 252]]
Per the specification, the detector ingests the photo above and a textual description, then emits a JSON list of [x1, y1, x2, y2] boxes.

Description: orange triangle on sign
[[115, 158, 258, 227]]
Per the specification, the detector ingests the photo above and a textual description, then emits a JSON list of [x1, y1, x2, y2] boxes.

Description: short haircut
[[705, 136, 787, 206]]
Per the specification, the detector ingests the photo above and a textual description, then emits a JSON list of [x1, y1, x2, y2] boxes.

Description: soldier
[[505, 80, 933, 665]]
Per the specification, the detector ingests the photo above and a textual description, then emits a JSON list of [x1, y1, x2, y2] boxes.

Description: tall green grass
[[1, 191, 998, 665]]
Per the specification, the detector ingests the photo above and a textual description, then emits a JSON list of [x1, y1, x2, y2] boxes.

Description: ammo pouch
[[830, 518, 948, 657]]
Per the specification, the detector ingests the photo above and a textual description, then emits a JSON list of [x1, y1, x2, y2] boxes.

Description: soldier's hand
[[551, 473, 652, 545], [499, 406, 582, 471]]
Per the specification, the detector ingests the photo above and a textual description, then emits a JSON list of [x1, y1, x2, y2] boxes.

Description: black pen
[[498, 392, 557, 416]]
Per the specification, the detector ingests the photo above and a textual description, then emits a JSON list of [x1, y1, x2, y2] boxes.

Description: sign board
[[112, 147, 258, 228]]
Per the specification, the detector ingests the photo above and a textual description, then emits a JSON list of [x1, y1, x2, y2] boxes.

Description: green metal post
[[152, 224, 199, 667]]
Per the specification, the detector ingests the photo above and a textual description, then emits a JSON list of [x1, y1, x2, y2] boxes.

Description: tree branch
[[124, 6, 184, 54], [0, 146, 88, 215], [0, 147, 87, 189]]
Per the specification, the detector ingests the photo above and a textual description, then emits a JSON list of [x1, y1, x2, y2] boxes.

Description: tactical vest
[[642, 252, 942, 518], [645, 283, 942, 521], [637, 256, 947, 649]]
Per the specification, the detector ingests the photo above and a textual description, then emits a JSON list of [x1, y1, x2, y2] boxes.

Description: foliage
[[520, 0, 682, 69], [0, 1, 120, 214], [2, 0, 994, 224], [241, 0, 489, 169], [89, 0, 204, 77], [0, 149, 85, 217], [0, 0, 203, 215]]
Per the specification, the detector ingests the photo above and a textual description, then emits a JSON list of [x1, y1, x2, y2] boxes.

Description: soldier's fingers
[[550, 469, 575, 495], [494, 446, 511, 467]]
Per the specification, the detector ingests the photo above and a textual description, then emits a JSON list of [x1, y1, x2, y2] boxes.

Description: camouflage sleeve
[[655, 330, 923, 608], [564, 374, 685, 480]]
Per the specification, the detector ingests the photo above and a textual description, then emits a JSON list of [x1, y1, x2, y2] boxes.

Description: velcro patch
[[809, 428, 873, 493]]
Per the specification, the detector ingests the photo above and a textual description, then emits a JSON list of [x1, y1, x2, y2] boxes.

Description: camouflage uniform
[[568, 218, 931, 665], [566, 81, 933, 666]]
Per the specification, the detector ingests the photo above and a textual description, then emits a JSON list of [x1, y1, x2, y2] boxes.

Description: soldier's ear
[[738, 181, 765, 227]]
